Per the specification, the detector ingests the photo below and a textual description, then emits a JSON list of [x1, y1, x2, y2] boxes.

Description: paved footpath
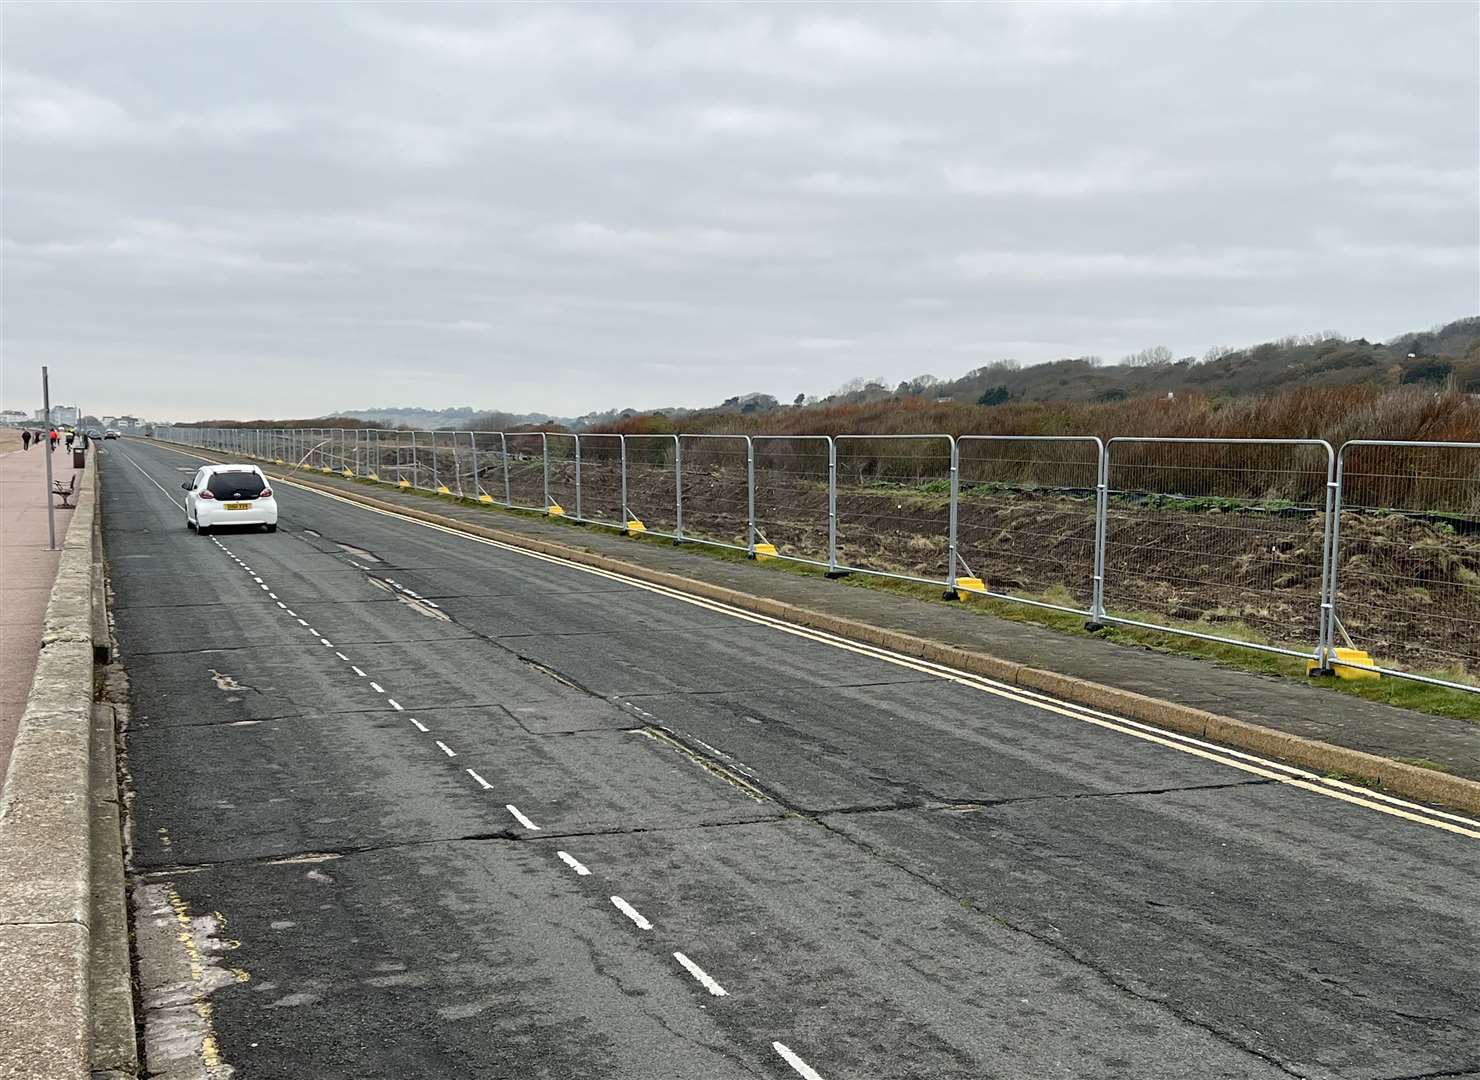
[[0, 436, 79, 778]]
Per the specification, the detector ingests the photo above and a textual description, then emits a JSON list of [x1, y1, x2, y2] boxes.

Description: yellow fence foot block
[[274, 458, 285, 465], [397, 479, 411, 489], [478, 494, 494, 504], [342, 468, 355, 478], [320, 466, 333, 474], [952, 577, 988, 599], [1307, 648, 1380, 680], [626, 519, 646, 535], [367, 473, 380, 481], [547, 504, 565, 517], [753, 542, 778, 561], [435, 485, 452, 495]]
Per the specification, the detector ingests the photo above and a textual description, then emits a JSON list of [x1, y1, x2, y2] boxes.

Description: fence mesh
[[834, 435, 953, 583], [576, 434, 627, 528], [623, 435, 680, 536], [1103, 439, 1332, 654], [956, 436, 1102, 610], [504, 433, 547, 509], [679, 435, 750, 550], [1333, 442, 1480, 684], [753, 436, 832, 566]]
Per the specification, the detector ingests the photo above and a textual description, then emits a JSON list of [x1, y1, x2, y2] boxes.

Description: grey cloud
[[1, 1, 1476, 421]]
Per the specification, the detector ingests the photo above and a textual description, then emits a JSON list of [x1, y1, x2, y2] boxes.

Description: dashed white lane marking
[[335, 652, 349, 662], [252, 576, 263, 583], [773, 1042, 826, 1080], [306, 627, 318, 635], [296, 618, 308, 626], [276, 602, 286, 609], [285, 609, 297, 617], [320, 638, 333, 647], [411, 719, 430, 733], [259, 584, 270, 592], [369, 681, 385, 693], [268, 593, 278, 600], [556, 851, 591, 876], [673, 952, 728, 997], [506, 804, 540, 831], [351, 666, 368, 677], [387, 699, 403, 711], [435, 740, 457, 758], [609, 896, 651, 930], [466, 768, 493, 789]]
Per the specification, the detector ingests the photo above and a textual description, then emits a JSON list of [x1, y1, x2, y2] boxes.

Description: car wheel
[[264, 523, 277, 533], [186, 517, 195, 531], [197, 523, 210, 536]]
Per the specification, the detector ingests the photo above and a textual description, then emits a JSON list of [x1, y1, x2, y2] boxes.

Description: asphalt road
[[104, 438, 1480, 1080]]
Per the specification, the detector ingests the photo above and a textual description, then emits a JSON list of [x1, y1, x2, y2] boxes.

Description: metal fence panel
[[623, 435, 680, 537], [576, 434, 627, 528], [752, 435, 833, 569], [956, 435, 1103, 613], [1102, 437, 1334, 657], [677, 435, 751, 551], [1329, 440, 1480, 689], [543, 433, 578, 514], [834, 435, 954, 586], [499, 433, 545, 510]]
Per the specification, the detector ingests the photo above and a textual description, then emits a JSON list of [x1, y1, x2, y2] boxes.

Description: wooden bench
[[52, 473, 78, 508]]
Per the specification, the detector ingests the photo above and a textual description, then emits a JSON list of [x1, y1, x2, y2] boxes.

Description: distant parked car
[[182, 464, 278, 534], [104, 429, 120, 439]]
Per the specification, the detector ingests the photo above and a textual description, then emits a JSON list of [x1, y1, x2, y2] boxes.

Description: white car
[[183, 464, 278, 534]]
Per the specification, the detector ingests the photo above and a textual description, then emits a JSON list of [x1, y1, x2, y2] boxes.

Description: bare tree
[[1121, 345, 1175, 367]]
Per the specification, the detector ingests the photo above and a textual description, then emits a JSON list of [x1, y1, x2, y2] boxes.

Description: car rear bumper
[[198, 502, 278, 527]]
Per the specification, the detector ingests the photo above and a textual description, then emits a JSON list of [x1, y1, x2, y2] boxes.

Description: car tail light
[[259, 488, 272, 498], [198, 490, 216, 500]]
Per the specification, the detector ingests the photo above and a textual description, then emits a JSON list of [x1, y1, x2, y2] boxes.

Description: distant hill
[[816, 317, 1480, 411]]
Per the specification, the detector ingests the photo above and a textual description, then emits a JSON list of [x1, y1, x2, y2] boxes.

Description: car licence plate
[[224, 502, 252, 510]]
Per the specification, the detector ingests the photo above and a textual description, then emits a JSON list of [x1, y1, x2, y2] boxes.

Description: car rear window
[[207, 471, 266, 498]]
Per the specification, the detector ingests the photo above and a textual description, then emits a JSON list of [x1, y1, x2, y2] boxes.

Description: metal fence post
[[501, 432, 511, 506], [468, 432, 481, 497], [411, 430, 419, 488], [945, 437, 960, 597], [542, 433, 551, 510], [1088, 439, 1109, 630], [620, 436, 629, 521], [575, 435, 583, 519], [1317, 446, 1346, 674], [673, 435, 684, 542], [746, 437, 757, 555], [826, 437, 840, 576]]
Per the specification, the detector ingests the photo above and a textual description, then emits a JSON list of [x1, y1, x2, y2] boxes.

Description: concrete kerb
[[0, 456, 115, 1080], [162, 441, 1480, 816]]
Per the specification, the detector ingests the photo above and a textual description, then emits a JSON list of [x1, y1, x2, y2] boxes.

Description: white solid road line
[[435, 740, 457, 758], [465, 768, 492, 788], [136, 442, 1480, 839], [673, 952, 728, 997], [556, 851, 591, 876], [506, 804, 540, 830], [773, 1042, 826, 1080], [609, 896, 651, 930]]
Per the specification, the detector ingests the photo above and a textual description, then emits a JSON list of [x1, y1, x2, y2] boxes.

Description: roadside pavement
[[0, 435, 79, 778]]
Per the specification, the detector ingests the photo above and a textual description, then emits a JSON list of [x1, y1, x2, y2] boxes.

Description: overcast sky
[[3, 2, 1477, 422]]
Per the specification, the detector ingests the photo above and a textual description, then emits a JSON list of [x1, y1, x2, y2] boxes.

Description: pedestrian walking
[[65, 430, 75, 451], [21, 430, 32, 451], [49, 428, 59, 450]]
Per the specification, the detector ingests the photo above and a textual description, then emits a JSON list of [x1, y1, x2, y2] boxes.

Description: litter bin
[[73, 447, 87, 469]]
